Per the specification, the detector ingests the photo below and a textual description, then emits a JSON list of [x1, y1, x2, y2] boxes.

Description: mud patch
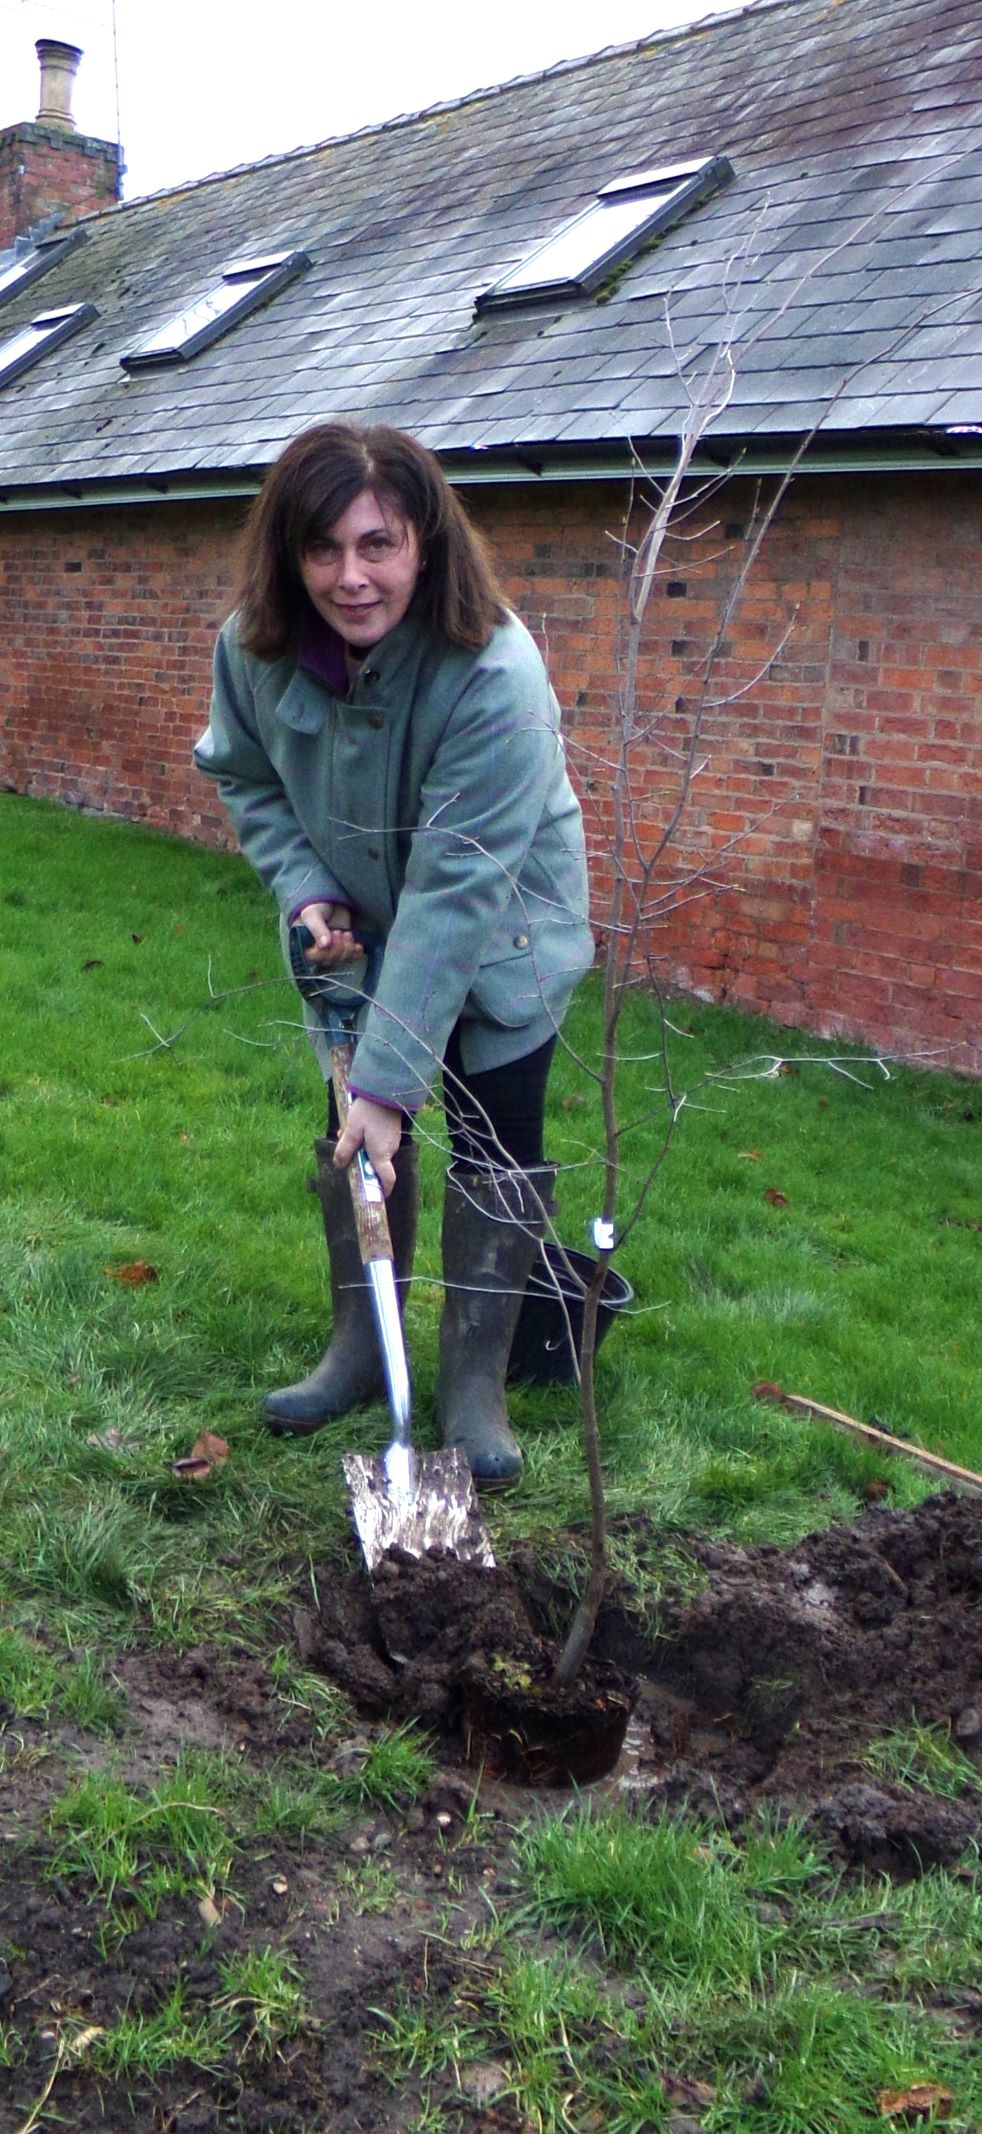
[[627, 1491, 982, 1870], [305, 1492, 982, 1865], [4, 1493, 982, 2132]]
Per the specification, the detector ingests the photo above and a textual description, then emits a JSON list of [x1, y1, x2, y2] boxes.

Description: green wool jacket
[[194, 608, 594, 1111]]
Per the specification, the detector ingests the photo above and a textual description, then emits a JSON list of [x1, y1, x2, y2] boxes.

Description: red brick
[[0, 472, 979, 1074]]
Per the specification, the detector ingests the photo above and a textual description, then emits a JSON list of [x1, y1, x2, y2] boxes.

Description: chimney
[[0, 40, 122, 249], [35, 40, 83, 130]]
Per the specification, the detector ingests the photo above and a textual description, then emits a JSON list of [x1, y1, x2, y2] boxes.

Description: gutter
[[1, 432, 981, 513]]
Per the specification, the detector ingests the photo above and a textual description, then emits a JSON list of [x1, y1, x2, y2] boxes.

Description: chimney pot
[[36, 39, 83, 130]]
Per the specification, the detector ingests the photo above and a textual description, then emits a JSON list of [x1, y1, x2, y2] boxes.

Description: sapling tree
[[548, 335, 751, 1684], [546, 273, 903, 1685]]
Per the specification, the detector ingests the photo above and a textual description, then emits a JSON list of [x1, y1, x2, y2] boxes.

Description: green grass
[[42, 1730, 435, 1945], [214, 1944, 311, 2059], [2, 790, 980, 2131], [0, 1622, 126, 1734], [2, 788, 977, 1655], [45, 1756, 240, 1927], [865, 1722, 982, 1803], [373, 1806, 982, 2133]]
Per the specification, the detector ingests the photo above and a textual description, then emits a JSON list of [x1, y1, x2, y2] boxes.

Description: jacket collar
[[276, 610, 431, 731], [297, 613, 348, 695]]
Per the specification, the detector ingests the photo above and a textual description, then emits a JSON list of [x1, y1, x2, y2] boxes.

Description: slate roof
[[1, 0, 981, 504]]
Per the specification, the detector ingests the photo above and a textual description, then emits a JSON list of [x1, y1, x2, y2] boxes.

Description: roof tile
[[1, 0, 980, 490]]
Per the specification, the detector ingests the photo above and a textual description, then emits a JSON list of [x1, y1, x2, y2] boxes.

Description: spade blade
[[342, 1447, 495, 1573]]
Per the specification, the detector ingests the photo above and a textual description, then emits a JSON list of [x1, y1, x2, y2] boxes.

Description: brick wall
[[467, 474, 981, 1075], [0, 121, 121, 248], [0, 501, 241, 842], [0, 471, 978, 1072]]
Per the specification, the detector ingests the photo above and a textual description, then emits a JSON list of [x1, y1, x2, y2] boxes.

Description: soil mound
[[629, 1490, 982, 1869], [303, 1548, 635, 1784], [305, 1491, 982, 1866]]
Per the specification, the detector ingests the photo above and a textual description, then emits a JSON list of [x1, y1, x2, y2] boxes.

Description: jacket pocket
[[465, 931, 537, 1028]]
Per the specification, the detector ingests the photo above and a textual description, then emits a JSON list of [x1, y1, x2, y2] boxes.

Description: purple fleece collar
[[297, 613, 349, 695]]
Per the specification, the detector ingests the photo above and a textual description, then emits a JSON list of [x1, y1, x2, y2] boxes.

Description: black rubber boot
[[435, 1165, 554, 1491], [265, 1139, 419, 1436]]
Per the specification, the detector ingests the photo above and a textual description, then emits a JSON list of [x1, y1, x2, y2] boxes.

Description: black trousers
[[328, 1027, 557, 1171]]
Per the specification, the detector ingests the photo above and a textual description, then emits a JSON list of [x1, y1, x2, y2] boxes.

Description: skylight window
[[0, 228, 87, 314], [0, 303, 97, 388], [120, 249, 311, 370], [476, 155, 733, 312]]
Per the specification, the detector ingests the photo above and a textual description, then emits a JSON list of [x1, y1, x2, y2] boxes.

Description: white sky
[[0, 0, 748, 200]]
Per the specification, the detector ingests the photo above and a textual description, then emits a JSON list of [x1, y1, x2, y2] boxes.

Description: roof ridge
[[95, 0, 779, 217]]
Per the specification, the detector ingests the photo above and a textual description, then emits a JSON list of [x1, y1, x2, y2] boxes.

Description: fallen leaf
[[863, 1478, 893, 1501], [131, 932, 144, 944], [662, 2071, 716, 2108], [752, 1380, 788, 1404], [878, 2085, 953, 2120], [738, 1148, 762, 1161], [172, 1431, 230, 1481], [198, 1895, 223, 1929], [105, 1260, 159, 1285], [764, 1188, 790, 1207], [456, 2062, 512, 2109], [68, 2024, 106, 2056], [81, 957, 104, 970], [86, 1427, 138, 1456], [192, 1431, 229, 1466]]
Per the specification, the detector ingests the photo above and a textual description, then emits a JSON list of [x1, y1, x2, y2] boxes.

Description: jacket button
[[363, 668, 379, 685], [367, 713, 384, 730], [367, 846, 380, 860], [513, 932, 529, 949]]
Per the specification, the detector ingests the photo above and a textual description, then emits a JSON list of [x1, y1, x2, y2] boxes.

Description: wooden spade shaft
[[330, 1038, 393, 1265], [331, 1038, 411, 1444]]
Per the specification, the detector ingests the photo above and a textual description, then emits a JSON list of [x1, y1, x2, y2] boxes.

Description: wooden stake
[[752, 1383, 982, 1496]]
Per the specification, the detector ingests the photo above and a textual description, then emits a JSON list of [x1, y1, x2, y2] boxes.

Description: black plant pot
[[508, 1241, 634, 1386]]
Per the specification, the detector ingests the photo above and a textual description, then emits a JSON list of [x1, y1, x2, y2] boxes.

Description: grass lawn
[[1, 789, 980, 2131]]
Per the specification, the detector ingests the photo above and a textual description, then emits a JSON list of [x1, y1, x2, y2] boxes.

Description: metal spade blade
[[342, 1445, 496, 1573]]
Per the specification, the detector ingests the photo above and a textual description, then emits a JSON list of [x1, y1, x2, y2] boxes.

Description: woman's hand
[[334, 1096, 403, 1197], [295, 899, 357, 967]]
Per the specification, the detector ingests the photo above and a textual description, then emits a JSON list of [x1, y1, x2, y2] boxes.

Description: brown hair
[[237, 422, 508, 659]]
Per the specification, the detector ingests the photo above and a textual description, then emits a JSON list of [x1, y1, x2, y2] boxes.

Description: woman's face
[[300, 488, 422, 651]]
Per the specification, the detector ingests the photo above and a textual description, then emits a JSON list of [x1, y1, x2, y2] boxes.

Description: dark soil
[[2, 1491, 982, 2130], [304, 1547, 636, 1784]]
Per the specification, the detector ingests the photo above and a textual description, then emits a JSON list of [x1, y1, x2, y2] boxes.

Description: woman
[[195, 422, 593, 1489]]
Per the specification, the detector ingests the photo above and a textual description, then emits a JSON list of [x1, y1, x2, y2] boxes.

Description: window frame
[[476, 154, 733, 313], [0, 302, 98, 388], [119, 248, 311, 371], [0, 228, 88, 316]]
